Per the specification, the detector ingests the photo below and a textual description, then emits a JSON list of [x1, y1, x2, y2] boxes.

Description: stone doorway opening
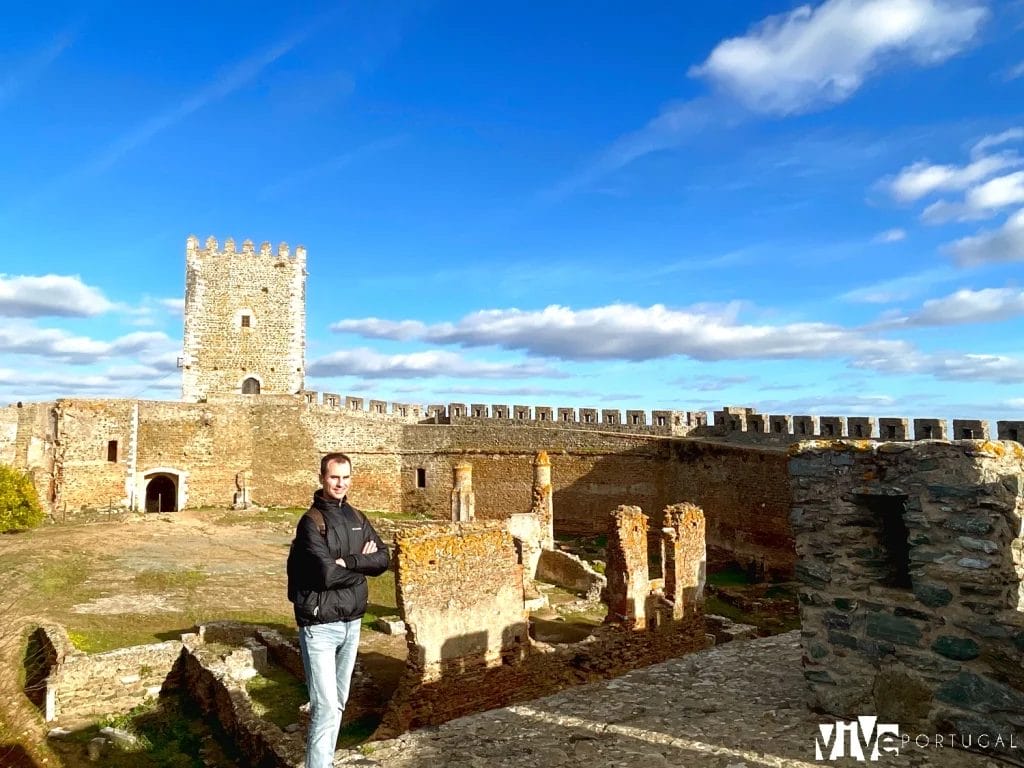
[[145, 474, 178, 513]]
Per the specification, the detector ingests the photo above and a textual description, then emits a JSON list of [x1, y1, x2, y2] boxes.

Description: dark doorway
[[145, 475, 177, 513], [241, 377, 261, 394]]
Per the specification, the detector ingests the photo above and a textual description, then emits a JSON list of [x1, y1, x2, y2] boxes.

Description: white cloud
[[887, 155, 1020, 202], [971, 128, 1024, 157], [330, 317, 426, 340], [922, 171, 1024, 222], [159, 297, 185, 315], [0, 324, 173, 363], [948, 208, 1024, 265], [887, 287, 1024, 326], [0, 365, 180, 396], [690, 0, 988, 115], [0, 274, 114, 317], [337, 303, 912, 363], [307, 347, 564, 380], [853, 348, 1024, 383], [874, 228, 907, 243]]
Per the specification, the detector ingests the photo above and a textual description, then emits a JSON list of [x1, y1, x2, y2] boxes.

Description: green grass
[[29, 555, 92, 599], [707, 564, 753, 587], [338, 715, 381, 748], [133, 569, 208, 591], [53, 694, 243, 767], [246, 667, 307, 729], [210, 507, 305, 527]]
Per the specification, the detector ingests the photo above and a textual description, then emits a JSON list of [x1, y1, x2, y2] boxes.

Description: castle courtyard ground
[[337, 632, 1005, 768], [0, 508, 407, 765]]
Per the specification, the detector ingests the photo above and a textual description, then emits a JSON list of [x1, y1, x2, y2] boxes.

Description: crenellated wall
[[712, 405, 1022, 443]]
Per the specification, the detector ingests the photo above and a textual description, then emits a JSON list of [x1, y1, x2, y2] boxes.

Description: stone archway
[[145, 474, 177, 513], [241, 377, 261, 394]]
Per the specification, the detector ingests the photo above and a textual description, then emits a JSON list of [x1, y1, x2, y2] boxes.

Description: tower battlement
[[182, 235, 306, 403], [185, 235, 306, 261]]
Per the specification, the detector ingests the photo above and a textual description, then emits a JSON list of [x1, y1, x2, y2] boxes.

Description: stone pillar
[[232, 470, 251, 510], [450, 462, 475, 522], [605, 505, 649, 629], [662, 503, 706, 619], [531, 451, 554, 549]]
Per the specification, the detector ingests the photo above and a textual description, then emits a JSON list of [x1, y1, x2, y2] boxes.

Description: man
[[287, 452, 390, 768]]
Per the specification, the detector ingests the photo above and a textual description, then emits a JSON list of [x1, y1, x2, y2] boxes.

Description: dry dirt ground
[[0, 507, 408, 766]]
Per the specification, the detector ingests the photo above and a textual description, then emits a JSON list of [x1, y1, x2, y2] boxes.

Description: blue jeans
[[299, 619, 361, 768]]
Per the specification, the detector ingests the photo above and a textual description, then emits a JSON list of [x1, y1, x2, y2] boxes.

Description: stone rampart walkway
[[336, 631, 1006, 768]]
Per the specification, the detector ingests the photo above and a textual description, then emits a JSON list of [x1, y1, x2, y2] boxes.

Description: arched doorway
[[241, 377, 261, 394], [145, 474, 177, 513]]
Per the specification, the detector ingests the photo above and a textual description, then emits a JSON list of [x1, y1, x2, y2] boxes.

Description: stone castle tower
[[181, 235, 306, 402]]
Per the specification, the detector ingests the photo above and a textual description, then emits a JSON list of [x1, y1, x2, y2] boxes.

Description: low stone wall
[[790, 440, 1024, 752], [377, 615, 707, 737], [536, 549, 605, 599], [180, 631, 304, 768], [30, 624, 182, 724]]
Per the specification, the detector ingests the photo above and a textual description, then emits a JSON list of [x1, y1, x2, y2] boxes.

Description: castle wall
[[398, 424, 674, 528], [791, 440, 1024, 747], [669, 440, 794, 578], [399, 424, 795, 577], [0, 402, 57, 506], [134, 398, 404, 512], [53, 399, 135, 512]]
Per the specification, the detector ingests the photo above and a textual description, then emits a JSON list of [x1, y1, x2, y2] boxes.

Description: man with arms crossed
[[287, 453, 390, 768]]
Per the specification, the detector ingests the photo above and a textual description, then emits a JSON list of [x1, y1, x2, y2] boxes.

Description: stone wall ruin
[[790, 439, 1024, 751]]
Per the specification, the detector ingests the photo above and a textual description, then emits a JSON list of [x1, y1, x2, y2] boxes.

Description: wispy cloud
[[0, 323, 173, 364], [308, 347, 565, 380], [874, 228, 907, 243], [840, 266, 956, 304], [0, 28, 75, 108], [260, 135, 406, 199], [885, 154, 1021, 202], [876, 287, 1024, 326], [1004, 59, 1024, 80], [332, 302, 912, 363]]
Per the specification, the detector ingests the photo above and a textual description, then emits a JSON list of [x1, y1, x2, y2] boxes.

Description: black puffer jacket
[[286, 491, 390, 627]]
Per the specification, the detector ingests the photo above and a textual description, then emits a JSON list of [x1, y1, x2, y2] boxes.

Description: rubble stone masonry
[[790, 439, 1024, 750]]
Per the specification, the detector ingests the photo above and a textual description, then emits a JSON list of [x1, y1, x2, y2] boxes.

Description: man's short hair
[[320, 452, 352, 476]]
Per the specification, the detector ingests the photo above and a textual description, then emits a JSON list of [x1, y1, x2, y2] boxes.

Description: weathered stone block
[[866, 613, 922, 647], [913, 582, 953, 607], [936, 671, 1024, 713], [931, 635, 980, 660], [957, 536, 998, 554], [943, 515, 992, 535]]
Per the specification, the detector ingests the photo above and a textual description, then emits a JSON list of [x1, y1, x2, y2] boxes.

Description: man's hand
[[336, 540, 378, 568]]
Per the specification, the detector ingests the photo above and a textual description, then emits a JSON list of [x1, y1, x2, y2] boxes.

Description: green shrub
[[0, 465, 44, 532]]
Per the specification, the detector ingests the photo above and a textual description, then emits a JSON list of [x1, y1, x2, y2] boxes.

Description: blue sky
[[2, 0, 1024, 427]]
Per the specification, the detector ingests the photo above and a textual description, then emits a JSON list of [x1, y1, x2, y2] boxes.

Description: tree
[[0, 466, 44, 532]]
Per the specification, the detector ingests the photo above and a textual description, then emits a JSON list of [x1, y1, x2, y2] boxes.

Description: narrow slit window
[[857, 495, 912, 589], [416, 468, 426, 488], [107, 440, 118, 462]]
